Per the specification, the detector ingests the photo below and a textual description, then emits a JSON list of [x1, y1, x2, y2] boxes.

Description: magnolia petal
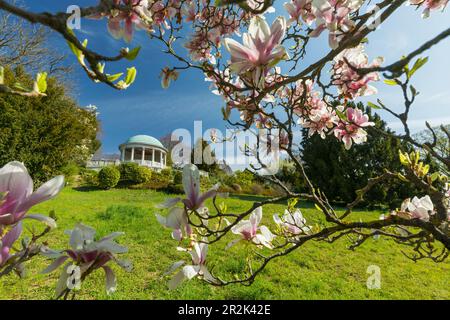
[[168, 269, 187, 290], [1, 221, 22, 248], [0, 214, 15, 226], [200, 265, 217, 284], [115, 258, 133, 272], [103, 266, 117, 295], [156, 197, 181, 209], [0, 161, 33, 202], [55, 263, 71, 298], [41, 256, 68, 274], [164, 260, 185, 276], [18, 175, 64, 214], [24, 214, 57, 229], [182, 265, 201, 280], [182, 164, 201, 209]]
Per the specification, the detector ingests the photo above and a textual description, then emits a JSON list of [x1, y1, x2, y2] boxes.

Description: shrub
[[136, 166, 152, 184], [80, 168, 98, 186], [118, 163, 139, 181], [250, 183, 264, 195], [231, 183, 242, 193], [119, 163, 153, 185], [145, 169, 173, 189], [166, 183, 184, 194], [173, 170, 183, 184], [98, 166, 120, 189]]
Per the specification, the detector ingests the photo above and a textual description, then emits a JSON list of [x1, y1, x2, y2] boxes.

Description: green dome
[[123, 135, 165, 149]]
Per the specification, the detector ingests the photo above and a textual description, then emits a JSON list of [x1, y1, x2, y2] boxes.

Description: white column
[[142, 147, 145, 165], [120, 147, 125, 161], [131, 147, 135, 162], [152, 148, 155, 167]]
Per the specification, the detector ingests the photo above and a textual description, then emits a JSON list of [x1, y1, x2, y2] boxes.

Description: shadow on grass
[[73, 185, 101, 192], [230, 194, 316, 209]]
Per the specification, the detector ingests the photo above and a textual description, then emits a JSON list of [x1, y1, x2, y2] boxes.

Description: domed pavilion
[[119, 135, 168, 170]]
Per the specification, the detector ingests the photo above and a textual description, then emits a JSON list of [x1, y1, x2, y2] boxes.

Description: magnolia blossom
[[284, 0, 315, 24], [166, 241, 217, 289], [160, 67, 179, 89], [156, 207, 192, 241], [228, 207, 275, 249], [182, 164, 219, 210], [409, 0, 449, 18], [310, 0, 363, 49], [0, 222, 22, 267], [223, 16, 288, 88], [181, 1, 197, 22], [332, 45, 383, 99], [396, 195, 435, 221], [91, 0, 152, 43], [184, 30, 218, 64], [0, 161, 63, 228], [334, 107, 375, 149], [273, 209, 311, 235], [42, 223, 131, 296], [300, 105, 339, 139]]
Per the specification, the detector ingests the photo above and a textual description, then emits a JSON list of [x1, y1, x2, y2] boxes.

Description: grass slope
[[0, 188, 448, 300]]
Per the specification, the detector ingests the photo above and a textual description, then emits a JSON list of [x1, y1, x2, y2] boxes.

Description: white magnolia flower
[[167, 242, 217, 289], [273, 209, 311, 235]]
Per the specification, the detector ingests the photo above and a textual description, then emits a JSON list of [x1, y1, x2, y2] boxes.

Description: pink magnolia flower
[[409, 0, 449, 18], [166, 241, 217, 289], [299, 102, 339, 139], [223, 16, 288, 88], [156, 207, 192, 241], [228, 207, 275, 249], [273, 209, 311, 235], [333, 107, 374, 149], [41, 223, 131, 296], [181, 164, 219, 211], [397, 195, 435, 221], [332, 45, 383, 99], [160, 67, 179, 89], [157, 164, 219, 212], [284, 0, 315, 24], [0, 222, 22, 267], [181, 0, 197, 22], [0, 161, 63, 228], [310, 0, 363, 49], [91, 0, 152, 43], [184, 30, 217, 64]]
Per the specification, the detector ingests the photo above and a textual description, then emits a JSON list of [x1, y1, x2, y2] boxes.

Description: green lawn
[[0, 187, 448, 300]]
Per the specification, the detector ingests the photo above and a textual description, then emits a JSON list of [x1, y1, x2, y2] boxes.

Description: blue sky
[[23, 1, 450, 155]]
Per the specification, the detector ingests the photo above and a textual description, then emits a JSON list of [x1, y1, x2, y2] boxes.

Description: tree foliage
[[300, 103, 417, 208], [0, 67, 100, 183]]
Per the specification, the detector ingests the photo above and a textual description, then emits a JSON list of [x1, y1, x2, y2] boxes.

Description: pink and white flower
[[167, 242, 217, 289], [309, 0, 363, 49], [0, 161, 63, 228], [156, 207, 192, 241], [223, 16, 288, 88], [332, 45, 383, 99], [408, 0, 449, 18], [91, 0, 152, 43], [333, 107, 374, 149], [284, 0, 315, 24], [273, 209, 311, 235], [397, 195, 435, 221], [0, 222, 22, 267], [41, 223, 131, 296], [228, 207, 275, 249]]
